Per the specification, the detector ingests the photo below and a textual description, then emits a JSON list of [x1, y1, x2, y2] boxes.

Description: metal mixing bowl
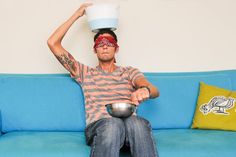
[[106, 103, 137, 118]]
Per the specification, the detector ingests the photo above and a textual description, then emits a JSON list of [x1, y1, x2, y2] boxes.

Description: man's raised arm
[[47, 3, 92, 77]]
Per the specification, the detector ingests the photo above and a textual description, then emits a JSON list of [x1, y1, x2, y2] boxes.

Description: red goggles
[[93, 35, 119, 49]]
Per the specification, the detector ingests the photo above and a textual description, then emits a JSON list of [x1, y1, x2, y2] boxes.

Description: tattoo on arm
[[55, 53, 78, 74]]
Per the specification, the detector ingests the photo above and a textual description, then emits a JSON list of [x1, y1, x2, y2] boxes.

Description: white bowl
[[86, 4, 119, 32]]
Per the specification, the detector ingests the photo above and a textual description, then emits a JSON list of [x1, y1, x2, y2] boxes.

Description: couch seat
[[0, 132, 90, 157], [0, 129, 236, 157], [154, 129, 236, 157]]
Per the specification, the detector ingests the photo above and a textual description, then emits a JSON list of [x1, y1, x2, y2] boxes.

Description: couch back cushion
[[0, 75, 85, 132], [138, 73, 232, 129], [223, 70, 236, 90], [0, 71, 235, 132]]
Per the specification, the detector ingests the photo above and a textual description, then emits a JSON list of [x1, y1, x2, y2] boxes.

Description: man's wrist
[[71, 12, 82, 21]]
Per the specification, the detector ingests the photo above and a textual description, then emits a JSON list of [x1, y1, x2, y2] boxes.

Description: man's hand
[[131, 87, 150, 105], [74, 3, 93, 18]]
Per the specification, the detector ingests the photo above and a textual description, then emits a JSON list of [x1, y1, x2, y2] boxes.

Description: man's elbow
[[47, 39, 61, 54], [152, 86, 160, 98], [47, 38, 56, 48], [156, 89, 160, 98]]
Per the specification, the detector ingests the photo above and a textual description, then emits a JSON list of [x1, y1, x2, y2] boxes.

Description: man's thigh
[[85, 117, 125, 145]]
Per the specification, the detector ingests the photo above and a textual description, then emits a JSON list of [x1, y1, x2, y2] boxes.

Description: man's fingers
[[137, 93, 143, 101], [137, 91, 149, 102], [131, 89, 150, 105], [131, 94, 139, 105], [142, 92, 149, 100], [82, 3, 93, 7], [82, 3, 93, 10]]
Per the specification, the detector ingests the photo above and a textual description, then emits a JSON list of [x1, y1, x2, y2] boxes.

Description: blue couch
[[0, 70, 236, 157]]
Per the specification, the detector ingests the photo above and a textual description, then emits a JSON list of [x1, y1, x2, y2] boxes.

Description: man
[[47, 3, 160, 157]]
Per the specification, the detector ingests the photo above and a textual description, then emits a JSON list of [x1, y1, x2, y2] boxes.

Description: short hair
[[94, 29, 118, 42]]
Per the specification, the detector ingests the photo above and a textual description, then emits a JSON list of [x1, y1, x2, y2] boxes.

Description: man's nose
[[103, 44, 108, 49]]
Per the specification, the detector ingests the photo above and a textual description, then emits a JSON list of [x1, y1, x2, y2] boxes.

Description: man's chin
[[98, 58, 115, 63]]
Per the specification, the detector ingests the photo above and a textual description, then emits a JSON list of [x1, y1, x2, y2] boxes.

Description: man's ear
[[115, 47, 119, 53], [93, 48, 97, 54]]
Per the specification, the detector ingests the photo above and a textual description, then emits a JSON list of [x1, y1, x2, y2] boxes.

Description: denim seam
[[146, 119, 158, 157], [150, 130, 158, 157], [90, 134, 97, 157]]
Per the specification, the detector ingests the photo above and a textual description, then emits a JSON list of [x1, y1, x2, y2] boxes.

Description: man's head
[[93, 29, 119, 63]]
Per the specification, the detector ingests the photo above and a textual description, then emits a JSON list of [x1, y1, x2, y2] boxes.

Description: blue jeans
[[85, 116, 158, 157]]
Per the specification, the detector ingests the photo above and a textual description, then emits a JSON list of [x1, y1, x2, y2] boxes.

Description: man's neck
[[99, 61, 116, 73]]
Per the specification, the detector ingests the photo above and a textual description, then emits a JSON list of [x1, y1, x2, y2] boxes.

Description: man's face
[[94, 33, 118, 63]]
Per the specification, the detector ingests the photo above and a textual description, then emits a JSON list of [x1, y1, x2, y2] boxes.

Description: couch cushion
[[0, 131, 132, 157], [221, 70, 236, 90], [192, 82, 236, 131], [0, 132, 90, 157], [0, 71, 235, 132], [153, 129, 236, 157], [138, 74, 231, 129], [0, 75, 86, 132], [1, 129, 235, 157]]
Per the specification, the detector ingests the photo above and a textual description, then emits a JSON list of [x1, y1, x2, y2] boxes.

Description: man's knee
[[124, 116, 152, 133], [98, 118, 125, 145], [103, 118, 125, 134]]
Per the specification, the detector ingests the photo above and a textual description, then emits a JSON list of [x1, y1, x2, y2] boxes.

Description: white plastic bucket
[[86, 4, 119, 32]]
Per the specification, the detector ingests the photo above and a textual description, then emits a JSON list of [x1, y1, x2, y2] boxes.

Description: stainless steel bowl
[[106, 103, 137, 118]]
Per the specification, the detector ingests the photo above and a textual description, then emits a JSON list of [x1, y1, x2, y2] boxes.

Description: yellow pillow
[[191, 82, 236, 131]]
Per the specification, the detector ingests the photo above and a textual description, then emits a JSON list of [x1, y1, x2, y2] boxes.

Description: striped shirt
[[70, 61, 144, 126]]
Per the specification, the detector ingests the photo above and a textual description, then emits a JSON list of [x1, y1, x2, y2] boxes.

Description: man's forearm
[[47, 12, 81, 48]]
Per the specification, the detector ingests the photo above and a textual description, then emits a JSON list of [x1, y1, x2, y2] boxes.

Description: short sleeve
[[70, 61, 90, 84], [128, 67, 145, 87]]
